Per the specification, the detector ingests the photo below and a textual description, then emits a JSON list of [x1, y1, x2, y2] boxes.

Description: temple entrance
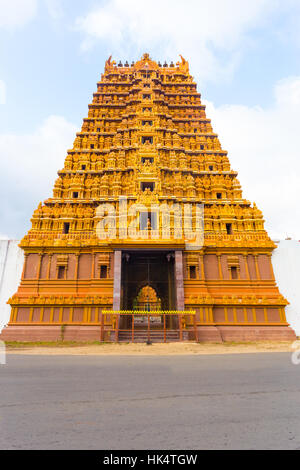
[[132, 285, 162, 330], [134, 285, 162, 311], [120, 251, 176, 331]]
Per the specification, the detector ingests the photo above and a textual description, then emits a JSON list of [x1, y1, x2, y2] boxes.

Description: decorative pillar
[[69, 307, 74, 323], [200, 253, 205, 280], [113, 250, 122, 311], [224, 307, 229, 323], [91, 253, 96, 279], [175, 250, 185, 311], [200, 307, 204, 323], [29, 307, 34, 322], [36, 253, 43, 280], [83, 307, 88, 322], [50, 307, 54, 323], [11, 307, 16, 322], [95, 307, 99, 323], [74, 254, 79, 280], [37, 254, 43, 296], [268, 253, 275, 280], [21, 254, 28, 280], [217, 254, 223, 280], [233, 307, 238, 323], [279, 307, 285, 323], [209, 306, 213, 323], [243, 253, 250, 280], [59, 307, 63, 323], [39, 307, 44, 323], [254, 254, 261, 280], [47, 254, 52, 280]]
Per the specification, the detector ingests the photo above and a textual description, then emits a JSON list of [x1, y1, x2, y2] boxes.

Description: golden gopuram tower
[[1, 54, 295, 342]]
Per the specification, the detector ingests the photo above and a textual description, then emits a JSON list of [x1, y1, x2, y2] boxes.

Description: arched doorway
[[133, 285, 163, 330], [133, 285, 162, 312]]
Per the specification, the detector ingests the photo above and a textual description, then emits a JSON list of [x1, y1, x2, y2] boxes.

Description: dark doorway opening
[[231, 266, 238, 280], [141, 182, 155, 192], [63, 223, 70, 234], [120, 251, 176, 330], [226, 223, 233, 235]]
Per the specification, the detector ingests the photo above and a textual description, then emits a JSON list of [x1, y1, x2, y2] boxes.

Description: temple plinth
[[0, 54, 295, 342]]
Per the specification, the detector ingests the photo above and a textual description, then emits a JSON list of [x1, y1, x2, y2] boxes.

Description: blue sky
[[1, 0, 300, 239]]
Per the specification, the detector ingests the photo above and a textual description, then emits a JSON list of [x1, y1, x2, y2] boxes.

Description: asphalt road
[[0, 353, 299, 450]]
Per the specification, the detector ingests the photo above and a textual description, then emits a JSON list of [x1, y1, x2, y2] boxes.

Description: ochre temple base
[[0, 325, 106, 342], [1, 324, 295, 343], [194, 325, 296, 342]]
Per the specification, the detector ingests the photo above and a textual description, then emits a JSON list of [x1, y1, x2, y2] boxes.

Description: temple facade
[[1, 54, 295, 342]]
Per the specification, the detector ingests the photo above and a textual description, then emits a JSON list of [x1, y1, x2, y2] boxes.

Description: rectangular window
[[142, 136, 153, 144], [231, 266, 238, 280], [63, 223, 70, 234], [100, 265, 108, 279], [142, 157, 154, 164], [141, 182, 155, 192], [139, 212, 158, 230], [189, 266, 197, 279], [58, 266, 66, 280], [73, 192, 79, 199], [226, 223, 233, 235], [140, 212, 148, 231], [217, 193, 222, 199]]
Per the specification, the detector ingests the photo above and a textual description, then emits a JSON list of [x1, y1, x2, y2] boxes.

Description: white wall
[[272, 240, 300, 336], [0, 240, 23, 331], [0, 239, 299, 335]]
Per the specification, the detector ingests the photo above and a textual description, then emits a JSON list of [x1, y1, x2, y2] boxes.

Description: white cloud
[[0, 0, 38, 30], [275, 76, 300, 107], [0, 81, 6, 105], [0, 116, 77, 238], [205, 76, 300, 240], [45, 0, 63, 20], [74, 0, 276, 83]]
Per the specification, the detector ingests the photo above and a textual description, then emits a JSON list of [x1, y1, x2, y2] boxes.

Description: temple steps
[[117, 330, 181, 343]]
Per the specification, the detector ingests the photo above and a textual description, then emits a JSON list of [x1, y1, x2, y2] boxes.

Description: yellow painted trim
[[102, 310, 196, 316]]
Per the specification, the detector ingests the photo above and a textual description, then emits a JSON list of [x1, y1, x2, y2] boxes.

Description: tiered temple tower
[[1, 54, 295, 342]]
